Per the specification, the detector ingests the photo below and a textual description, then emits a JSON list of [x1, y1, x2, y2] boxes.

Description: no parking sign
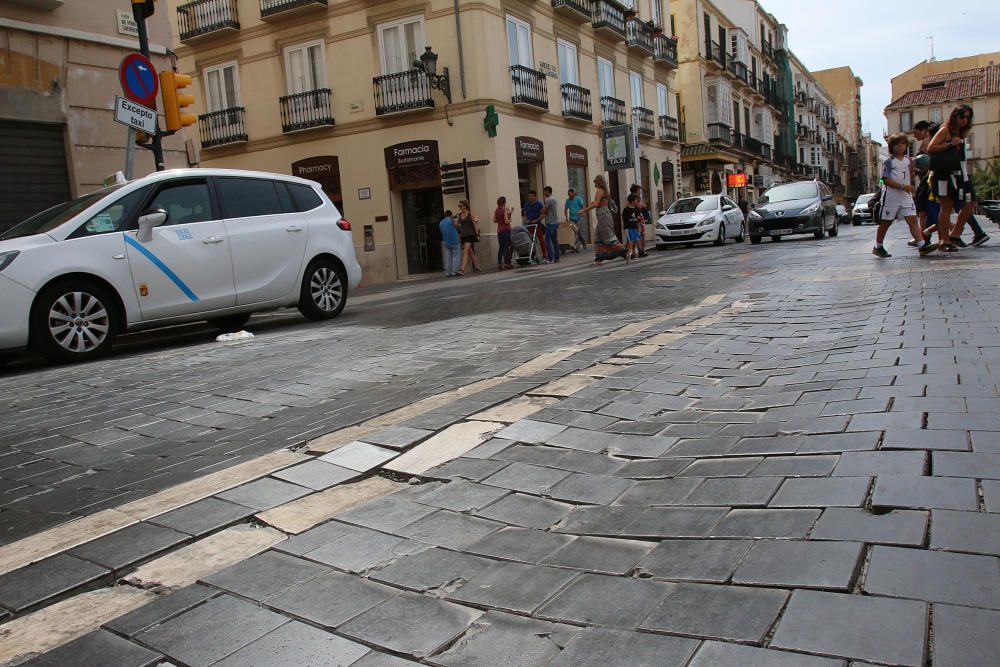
[[119, 53, 158, 108]]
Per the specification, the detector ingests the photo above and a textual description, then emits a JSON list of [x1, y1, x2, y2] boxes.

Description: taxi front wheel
[[31, 280, 118, 362], [298, 259, 346, 321]]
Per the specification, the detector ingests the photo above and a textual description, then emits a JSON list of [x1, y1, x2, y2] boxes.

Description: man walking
[[439, 209, 460, 276], [522, 191, 546, 260], [565, 188, 587, 250], [541, 186, 561, 263]]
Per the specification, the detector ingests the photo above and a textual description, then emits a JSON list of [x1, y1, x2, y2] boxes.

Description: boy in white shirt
[[873, 133, 938, 258]]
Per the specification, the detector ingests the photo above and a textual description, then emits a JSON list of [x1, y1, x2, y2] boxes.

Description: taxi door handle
[[203, 236, 225, 244], [286, 225, 303, 232]]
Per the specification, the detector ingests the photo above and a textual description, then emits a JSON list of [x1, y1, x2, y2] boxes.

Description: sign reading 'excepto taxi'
[[113, 96, 157, 134]]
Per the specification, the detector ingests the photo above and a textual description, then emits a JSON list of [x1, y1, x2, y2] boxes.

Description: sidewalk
[[3, 228, 999, 666]]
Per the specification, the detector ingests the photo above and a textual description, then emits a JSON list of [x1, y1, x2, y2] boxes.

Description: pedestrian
[[564, 188, 587, 250], [456, 200, 482, 274], [541, 186, 561, 263], [927, 104, 982, 251], [522, 190, 546, 261], [578, 174, 624, 266], [495, 196, 514, 270], [629, 184, 649, 257], [910, 120, 934, 246], [872, 133, 937, 258], [622, 193, 642, 262], [439, 209, 460, 276], [738, 199, 749, 222]]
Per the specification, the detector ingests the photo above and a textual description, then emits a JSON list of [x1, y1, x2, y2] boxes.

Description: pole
[[125, 127, 135, 179], [132, 1, 165, 171], [461, 158, 470, 202]]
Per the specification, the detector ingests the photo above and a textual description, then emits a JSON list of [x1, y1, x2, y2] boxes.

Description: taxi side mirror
[[137, 209, 167, 242]]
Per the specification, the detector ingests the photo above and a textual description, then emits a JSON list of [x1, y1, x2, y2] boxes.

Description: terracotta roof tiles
[[885, 64, 1000, 110]]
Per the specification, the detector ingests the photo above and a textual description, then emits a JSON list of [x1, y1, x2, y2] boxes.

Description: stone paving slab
[[18, 629, 162, 667], [687, 641, 846, 666], [0, 553, 108, 613], [871, 475, 978, 511], [214, 477, 312, 511], [932, 603, 1000, 667], [104, 584, 219, 638], [548, 626, 699, 667], [535, 573, 672, 629], [68, 522, 189, 573], [732, 540, 863, 591], [635, 539, 752, 583], [811, 508, 928, 546], [641, 582, 787, 643], [930, 509, 1000, 555], [267, 570, 398, 628], [863, 545, 1000, 609], [212, 620, 370, 667], [429, 610, 578, 667], [446, 561, 578, 615]]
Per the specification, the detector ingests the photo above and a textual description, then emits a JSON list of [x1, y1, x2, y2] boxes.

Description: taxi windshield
[[1, 185, 127, 241]]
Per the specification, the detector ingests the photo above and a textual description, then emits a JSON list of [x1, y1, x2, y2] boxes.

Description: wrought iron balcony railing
[[279, 88, 333, 133], [633, 107, 654, 136], [561, 83, 592, 121], [653, 35, 678, 68], [373, 70, 434, 116], [600, 96, 625, 126], [592, 0, 626, 38], [260, 0, 325, 19], [198, 107, 248, 148], [625, 19, 655, 56], [551, 0, 592, 21], [510, 65, 548, 110], [707, 122, 732, 144], [178, 0, 239, 41], [658, 114, 679, 142]]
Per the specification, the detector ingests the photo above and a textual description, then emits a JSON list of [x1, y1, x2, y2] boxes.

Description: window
[[285, 40, 325, 94], [670, 14, 675, 37], [597, 57, 615, 98], [506, 15, 532, 68], [929, 107, 942, 124], [651, 0, 662, 27], [69, 189, 147, 239], [730, 30, 748, 64], [378, 17, 423, 74], [899, 110, 912, 131], [288, 183, 323, 212], [216, 178, 284, 219], [656, 83, 668, 116], [557, 39, 579, 85], [204, 62, 239, 112], [629, 71, 644, 108], [149, 181, 213, 226]]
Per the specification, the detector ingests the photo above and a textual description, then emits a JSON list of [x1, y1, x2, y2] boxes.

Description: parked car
[[655, 194, 745, 249], [978, 200, 1000, 225], [852, 193, 877, 225], [836, 204, 849, 224], [747, 181, 839, 243], [0, 169, 362, 364]]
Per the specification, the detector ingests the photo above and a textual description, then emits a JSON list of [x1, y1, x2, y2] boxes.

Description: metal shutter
[[0, 120, 72, 233]]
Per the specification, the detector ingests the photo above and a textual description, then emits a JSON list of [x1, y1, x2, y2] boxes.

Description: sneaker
[[872, 246, 891, 258], [950, 237, 968, 248], [972, 234, 990, 247], [919, 242, 939, 256], [907, 239, 919, 247], [939, 243, 959, 253]]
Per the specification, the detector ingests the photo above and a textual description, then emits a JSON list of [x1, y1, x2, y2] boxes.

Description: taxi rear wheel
[[31, 280, 118, 363], [298, 259, 347, 321]]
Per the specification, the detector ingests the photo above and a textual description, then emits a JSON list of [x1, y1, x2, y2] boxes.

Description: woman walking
[[457, 200, 482, 274], [927, 104, 976, 251], [578, 174, 624, 266], [494, 196, 513, 270]]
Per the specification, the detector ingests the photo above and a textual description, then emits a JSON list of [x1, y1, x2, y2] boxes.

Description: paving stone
[[931, 509, 1000, 555], [447, 561, 578, 614], [271, 460, 358, 491], [711, 508, 820, 538], [212, 620, 369, 667], [728, 436, 803, 456], [684, 476, 783, 507], [833, 451, 926, 477], [429, 610, 578, 667], [771, 589, 927, 666], [23, 629, 161, 667], [423, 457, 509, 482], [796, 432, 881, 453], [984, 479, 1000, 513], [932, 603, 1000, 667], [105, 584, 219, 637], [551, 505, 645, 536], [641, 582, 787, 643], [770, 477, 870, 508], [0, 553, 109, 612], [541, 536, 653, 574], [268, 570, 397, 627], [635, 539, 752, 583], [134, 594, 287, 667], [273, 520, 363, 556], [215, 477, 312, 511], [548, 627, 699, 667], [882, 429, 969, 451], [414, 480, 509, 512], [624, 507, 730, 538], [363, 426, 433, 451], [733, 540, 863, 591], [319, 442, 398, 472], [351, 651, 420, 666], [678, 456, 763, 477], [864, 545, 1000, 608], [545, 427, 616, 454], [69, 522, 188, 572], [547, 472, 633, 504], [970, 431, 1000, 454], [480, 462, 570, 495], [550, 449, 625, 475], [664, 437, 739, 458], [474, 492, 573, 529], [606, 435, 677, 458], [933, 451, 1000, 479], [202, 550, 329, 601], [339, 592, 482, 659], [811, 508, 928, 546], [535, 573, 671, 629], [334, 495, 438, 533], [305, 525, 428, 573], [871, 475, 978, 511], [466, 526, 574, 563], [687, 641, 845, 667], [611, 458, 693, 478], [612, 478, 701, 505], [494, 420, 567, 444], [369, 547, 494, 594], [398, 510, 504, 550], [493, 443, 566, 466]]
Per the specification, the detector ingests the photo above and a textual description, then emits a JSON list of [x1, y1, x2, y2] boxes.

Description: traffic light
[[160, 71, 197, 132], [134, 131, 151, 145], [132, 0, 154, 18]]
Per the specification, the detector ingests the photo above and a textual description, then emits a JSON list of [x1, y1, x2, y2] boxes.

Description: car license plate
[[669, 229, 690, 236], [771, 228, 792, 235]]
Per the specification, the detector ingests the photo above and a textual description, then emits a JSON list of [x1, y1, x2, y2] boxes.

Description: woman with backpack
[[579, 174, 625, 266], [926, 104, 975, 252]]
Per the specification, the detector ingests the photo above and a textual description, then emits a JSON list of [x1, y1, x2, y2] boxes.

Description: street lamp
[[413, 46, 452, 104]]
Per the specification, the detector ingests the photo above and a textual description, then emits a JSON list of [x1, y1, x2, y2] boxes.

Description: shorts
[[460, 235, 477, 244], [936, 171, 974, 207], [626, 228, 641, 242], [880, 199, 916, 222]]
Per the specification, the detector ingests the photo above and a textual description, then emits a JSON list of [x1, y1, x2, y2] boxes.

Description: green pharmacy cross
[[484, 105, 499, 138]]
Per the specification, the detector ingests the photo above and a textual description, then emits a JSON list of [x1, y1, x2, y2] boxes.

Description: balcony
[[592, 0, 626, 39], [653, 35, 678, 68], [625, 20, 655, 57], [658, 115, 679, 143], [762, 40, 773, 61], [374, 70, 434, 116], [705, 40, 726, 68], [761, 144, 772, 162], [633, 107, 654, 137], [732, 132, 744, 151], [795, 91, 807, 106], [260, 0, 325, 20], [198, 108, 247, 149], [744, 135, 762, 156], [727, 59, 749, 87], [708, 122, 732, 145], [279, 89, 333, 133], [561, 83, 592, 122], [600, 96, 626, 126], [510, 65, 548, 111], [177, 0, 239, 42], [551, 0, 592, 22]]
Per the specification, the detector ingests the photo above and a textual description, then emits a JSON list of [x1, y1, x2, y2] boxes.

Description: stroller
[[510, 224, 539, 267]]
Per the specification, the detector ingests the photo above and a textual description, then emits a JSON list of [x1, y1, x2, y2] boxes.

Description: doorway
[[517, 162, 540, 219], [400, 188, 444, 275]]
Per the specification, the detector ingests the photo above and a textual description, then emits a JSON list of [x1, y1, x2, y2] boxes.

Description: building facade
[[168, 0, 683, 285], [811, 66, 865, 201], [0, 0, 188, 231], [885, 53, 1000, 174]]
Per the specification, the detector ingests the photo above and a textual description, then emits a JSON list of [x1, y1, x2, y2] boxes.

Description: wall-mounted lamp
[[413, 46, 452, 104]]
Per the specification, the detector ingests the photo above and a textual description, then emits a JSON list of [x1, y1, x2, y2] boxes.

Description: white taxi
[[0, 169, 361, 364]]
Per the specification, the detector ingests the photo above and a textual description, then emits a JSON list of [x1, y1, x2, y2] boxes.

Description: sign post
[[129, 0, 164, 171]]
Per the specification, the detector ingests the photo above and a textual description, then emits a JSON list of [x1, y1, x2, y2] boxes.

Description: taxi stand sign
[[114, 96, 157, 134]]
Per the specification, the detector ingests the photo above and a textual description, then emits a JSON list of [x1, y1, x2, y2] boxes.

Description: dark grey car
[[747, 181, 838, 244]]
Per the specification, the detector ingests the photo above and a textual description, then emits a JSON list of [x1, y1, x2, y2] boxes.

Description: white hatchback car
[[655, 194, 746, 248], [0, 168, 362, 364]]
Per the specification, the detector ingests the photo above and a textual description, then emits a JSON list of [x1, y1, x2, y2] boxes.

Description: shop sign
[[292, 155, 339, 179], [515, 136, 544, 162], [601, 124, 633, 171], [384, 140, 440, 169], [565, 145, 588, 166], [727, 173, 747, 187]]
